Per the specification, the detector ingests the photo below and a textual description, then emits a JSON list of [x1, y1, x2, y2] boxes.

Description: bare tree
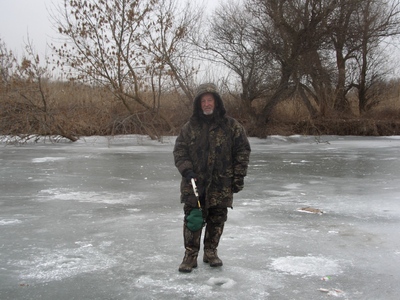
[[248, 0, 337, 125], [203, 1, 273, 124], [140, 0, 202, 102], [353, 0, 400, 113], [204, 0, 400, 128], [323, 0, 361, 113], [298, 47, 335, 117], [51, 0, 201, 138], [321, 0, 400, 114]]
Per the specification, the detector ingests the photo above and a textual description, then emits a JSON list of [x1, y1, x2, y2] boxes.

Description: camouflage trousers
[[183, 204, 228, 252]]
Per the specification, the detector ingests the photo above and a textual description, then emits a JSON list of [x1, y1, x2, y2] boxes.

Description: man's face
[[200, 93, 215, 115]]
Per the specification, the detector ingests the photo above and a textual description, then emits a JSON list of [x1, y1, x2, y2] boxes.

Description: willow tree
[[52, 0, 201, 138], [353, 0, 400, 113], [247, 0, 337, 124], [204, 1, 273, 126]]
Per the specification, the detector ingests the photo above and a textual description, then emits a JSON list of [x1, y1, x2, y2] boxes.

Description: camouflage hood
[[192, 83, 226, 121]]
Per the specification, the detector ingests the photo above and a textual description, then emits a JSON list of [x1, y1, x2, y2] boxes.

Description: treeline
[[1, 0, 400, 140]]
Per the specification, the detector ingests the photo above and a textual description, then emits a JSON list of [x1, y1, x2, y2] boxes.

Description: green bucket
[[186, 208, 204, 231]]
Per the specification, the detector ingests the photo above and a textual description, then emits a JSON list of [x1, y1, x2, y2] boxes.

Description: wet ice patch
[[271, 256, 342, 277], [207, 277, 236, 289], [268, 190, 293, 197], [18, 242, 117, 283], [32, 157, 66, 163]]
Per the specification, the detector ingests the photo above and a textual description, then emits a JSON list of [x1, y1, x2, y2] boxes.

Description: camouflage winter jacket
[[173, 84, 251, 208]]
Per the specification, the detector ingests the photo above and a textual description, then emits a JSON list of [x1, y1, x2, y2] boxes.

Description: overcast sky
[[0, 0, 55, 56], [0, 0, 220, 58], [1, 0, 399, 78]]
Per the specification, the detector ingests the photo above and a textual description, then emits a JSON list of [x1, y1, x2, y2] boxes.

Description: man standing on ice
[[173, 83, 251, 273]]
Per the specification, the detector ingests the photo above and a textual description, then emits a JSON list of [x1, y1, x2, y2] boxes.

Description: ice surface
[[1, 135, 400, 299]]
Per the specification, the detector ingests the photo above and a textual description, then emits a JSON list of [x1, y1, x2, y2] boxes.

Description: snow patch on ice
[[135, 274, 213, 295], [18, 243, 117, 282], [240, 199, 262, 207], [206, 277, 236, 289], [126, 208, 141, 212], [319, 288, 346, 297], [271, 256, 342, 276], [38, 188, 143, 204], [0, 218, 22, 225], [283, 183, 303, 189], [290, 160, 310, 165], [0, 135, 72, 144], [32, 157, 66, 163], [133, 266, 274, 299], [75, 241, 93, 248]]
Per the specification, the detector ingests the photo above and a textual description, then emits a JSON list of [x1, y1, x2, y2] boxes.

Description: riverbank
[[262, 118, 400, 136]]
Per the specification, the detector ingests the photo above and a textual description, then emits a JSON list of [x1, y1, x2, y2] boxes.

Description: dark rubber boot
[[179, 226, 202, 273], [178, 249, 198, 273], [203, 222, 224, 267], [203, 248, 223, 267]]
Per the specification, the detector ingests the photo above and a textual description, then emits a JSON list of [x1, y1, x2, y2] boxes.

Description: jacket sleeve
[[232, 121, 251, 178], [173, 123, 193, 176]]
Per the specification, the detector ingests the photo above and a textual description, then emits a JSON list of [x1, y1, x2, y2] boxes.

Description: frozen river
[[1, 135, 400, 299]]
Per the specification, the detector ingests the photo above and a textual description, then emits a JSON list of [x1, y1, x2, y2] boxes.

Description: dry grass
[[1, 80, 400, 139]]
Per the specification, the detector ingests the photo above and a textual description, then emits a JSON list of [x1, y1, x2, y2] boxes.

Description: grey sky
[[0, 0, 55, 56], [1, 0, 398, 78], [0, 0, 220, 58]]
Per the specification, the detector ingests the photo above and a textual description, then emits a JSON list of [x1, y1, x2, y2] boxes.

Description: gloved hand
[[232, 176, 244, 193], [183, 170, 197, 183]]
